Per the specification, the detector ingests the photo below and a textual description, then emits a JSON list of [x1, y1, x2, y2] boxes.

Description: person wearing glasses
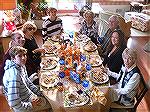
[[22, 21, 45, 85], [0, 30, 25, 94], [102, 29, 127, 85], [97, 15, 125, 57], [42, 7, 63, 42]]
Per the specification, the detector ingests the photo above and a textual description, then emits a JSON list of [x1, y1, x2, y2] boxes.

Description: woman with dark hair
[[102, 29, 127, 84]]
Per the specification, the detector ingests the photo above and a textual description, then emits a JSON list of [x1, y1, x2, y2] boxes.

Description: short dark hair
[[9, 46, 27, 58]]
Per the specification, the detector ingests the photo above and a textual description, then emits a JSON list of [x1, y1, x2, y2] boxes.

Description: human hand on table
[[31, 97, 42, 108]]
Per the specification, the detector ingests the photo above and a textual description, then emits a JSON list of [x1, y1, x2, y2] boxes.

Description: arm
[[5, 69, 32, 110], [115, 73, 140, 95], [42, 20, 48, 41], [25, 75, 43, 96]]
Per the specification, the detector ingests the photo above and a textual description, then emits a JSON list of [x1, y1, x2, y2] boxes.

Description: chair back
[[98, 18, 109, 36], [134, 75, 148, 110]]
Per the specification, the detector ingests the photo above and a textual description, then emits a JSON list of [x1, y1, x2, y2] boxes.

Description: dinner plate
[[83, 41, 97, 52], [90, 55, 103, 67], [41, 58, 58, 70], [91, 68, 109, 84], [64, 92, 90, 107], [40, 72, 59, 88], [50, 35, 60, 42]]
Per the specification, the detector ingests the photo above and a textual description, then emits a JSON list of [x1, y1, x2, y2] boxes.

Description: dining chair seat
[[110, 74, 148, 112]]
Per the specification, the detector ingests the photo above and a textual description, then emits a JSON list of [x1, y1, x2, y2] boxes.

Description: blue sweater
[[3, 60, 42, 111]]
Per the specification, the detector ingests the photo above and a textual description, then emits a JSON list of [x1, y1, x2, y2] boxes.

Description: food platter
[[40, 72, 59, 88], [64, 92, 90, 107], [42, 44, 58, 54], [41, 58, 58, 70], [50, 35, 61, 42], [90, 55, 103, 67], [77, 34, 90, 42], [91, 68, 109, 84], [83, 41, 97, 52]]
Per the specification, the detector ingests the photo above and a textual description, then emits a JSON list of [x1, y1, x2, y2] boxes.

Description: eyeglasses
[[27, 27, 35, 31]]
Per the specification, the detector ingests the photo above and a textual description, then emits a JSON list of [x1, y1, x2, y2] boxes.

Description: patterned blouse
[[79, 20, 99, 44]]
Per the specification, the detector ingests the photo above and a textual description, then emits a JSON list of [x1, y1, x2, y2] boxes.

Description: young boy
[[42, 7, 63, 42], [3, 46, 51, 112]]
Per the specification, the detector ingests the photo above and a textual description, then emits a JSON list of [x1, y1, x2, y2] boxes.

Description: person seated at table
[[0, 30, 25, 94], [97, 15, 126, 56], [102, 29, 127, 84], [22, 21, 45, 85], [108, 48, 141, 106], [42, 7, 63, 42], [3, 46, 52, 112], [78, 10, 99, 45]]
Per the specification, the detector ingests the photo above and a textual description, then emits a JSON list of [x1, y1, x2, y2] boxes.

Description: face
[[13, 34, 25, 47], [108, 17, 118, 30], [123, 55, 135, 69], [13, 53, 27, 66], [49, 9, 57, 19], [111, 32, 120, 46], [85, 13, 93, 23]]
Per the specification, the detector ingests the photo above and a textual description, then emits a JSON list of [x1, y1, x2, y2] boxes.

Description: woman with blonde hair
[[22, 21, 44, 85]]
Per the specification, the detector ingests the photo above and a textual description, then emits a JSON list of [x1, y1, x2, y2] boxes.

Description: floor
[[0, 15, 150, 112]]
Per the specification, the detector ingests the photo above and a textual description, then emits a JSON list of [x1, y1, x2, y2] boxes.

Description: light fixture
[[0, 0, 17, 10]]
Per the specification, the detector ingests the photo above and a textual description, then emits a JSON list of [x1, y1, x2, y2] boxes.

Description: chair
[[110, 75, 148, 112], [98, 18, 109, 36], [99, 11, 132, 42]]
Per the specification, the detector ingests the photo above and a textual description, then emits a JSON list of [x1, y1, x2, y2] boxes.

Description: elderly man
[[98, 15, 125, 56], [0, 30, 25, 93], [108, 48, 141, 106]]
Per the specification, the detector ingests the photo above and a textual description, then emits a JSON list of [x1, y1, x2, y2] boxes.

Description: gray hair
[[109, 15, 119, 24], [11, 30, 24, 40], [122, 48, 137, 60]]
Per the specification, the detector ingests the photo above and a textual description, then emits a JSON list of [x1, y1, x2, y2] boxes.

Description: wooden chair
[[110, 75, 148, 112]]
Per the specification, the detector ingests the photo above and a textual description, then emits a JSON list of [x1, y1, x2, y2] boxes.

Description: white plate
[[64, 92, 90, 107], [41, 58, 58, 70], [83, 41, 97, 52], [40, 72, 59, 88]]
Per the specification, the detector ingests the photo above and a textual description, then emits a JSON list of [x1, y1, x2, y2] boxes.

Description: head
[[11, 30, 25, 47], [47, 7, 57, 20], [111, 29, 125, 47], [122, 48, 137, 69], [9, 46, 27, 66], [83, 10, 95, 24], [22, 21, 37, 35], [108, 15, 119, 30]]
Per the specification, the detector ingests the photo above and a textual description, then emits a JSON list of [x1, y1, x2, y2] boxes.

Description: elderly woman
[[102, 29, 126, 84], [22, 21, 44, 85], [79, 10, 99, 45], [108, 48, 141, 106]]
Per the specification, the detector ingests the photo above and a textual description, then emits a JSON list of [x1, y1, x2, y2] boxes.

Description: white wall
[[100, 5, 130, 16]]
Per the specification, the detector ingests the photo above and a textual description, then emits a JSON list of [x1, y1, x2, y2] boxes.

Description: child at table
[[3, 46, 52, 112]]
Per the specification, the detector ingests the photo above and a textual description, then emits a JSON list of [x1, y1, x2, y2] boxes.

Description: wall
[[100, 5, 130, 16]]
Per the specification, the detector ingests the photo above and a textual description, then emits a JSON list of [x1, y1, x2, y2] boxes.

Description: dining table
[[39, 33, 112, 112]]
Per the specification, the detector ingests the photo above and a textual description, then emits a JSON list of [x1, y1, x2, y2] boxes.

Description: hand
[[32, 48, 45, 54], [31, 97, 42, 108]]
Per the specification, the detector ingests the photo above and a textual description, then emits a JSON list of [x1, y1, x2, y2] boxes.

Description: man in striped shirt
[[42, 7, 63, 42], [3, 46, 51, 112]]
